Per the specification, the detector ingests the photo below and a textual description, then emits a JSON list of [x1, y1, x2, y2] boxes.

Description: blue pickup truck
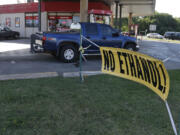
[[31, 23, 139, 63]]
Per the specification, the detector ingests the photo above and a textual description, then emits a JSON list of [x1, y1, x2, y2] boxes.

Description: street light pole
[[38, 0, 41, 32]]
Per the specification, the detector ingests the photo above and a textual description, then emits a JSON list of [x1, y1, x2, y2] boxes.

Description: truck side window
[[101, 25, 112, 36], [85, 24, 98, 35]]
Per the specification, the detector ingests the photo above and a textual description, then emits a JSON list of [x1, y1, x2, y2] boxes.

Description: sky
[[155, 0, 180, 17], [0, 0, 180, 18], [0, 0, 25, 5]]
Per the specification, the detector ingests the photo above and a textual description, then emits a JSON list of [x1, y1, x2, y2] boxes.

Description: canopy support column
[[80, 0, 88, 22], [38, 0, 41, 32], [128, 12, 133, 34]]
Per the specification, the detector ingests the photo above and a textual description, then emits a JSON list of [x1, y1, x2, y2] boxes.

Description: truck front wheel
[[60, 45, 78, 63], [124, 44, 136, 51]]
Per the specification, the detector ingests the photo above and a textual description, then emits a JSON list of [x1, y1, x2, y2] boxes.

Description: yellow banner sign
[[100, 47, 170, 101]]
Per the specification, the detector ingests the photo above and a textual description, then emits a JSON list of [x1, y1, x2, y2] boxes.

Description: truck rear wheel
[[60, 45, 78, 63]]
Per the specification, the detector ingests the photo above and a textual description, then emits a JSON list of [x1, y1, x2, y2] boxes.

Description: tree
[[153, 12, 178, 34], [119, 12, 180, 35]]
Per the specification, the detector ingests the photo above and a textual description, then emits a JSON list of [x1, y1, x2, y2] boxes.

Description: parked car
[[147, 33, 164, 39], [164, 32, 180, 40], [31, 23, 139, 63], [0, 26, 20, 39], [164, 32, 176, 40], [175, 32, 180, 40]]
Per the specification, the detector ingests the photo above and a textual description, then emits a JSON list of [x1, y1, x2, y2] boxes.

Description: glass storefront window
[[56, 16, 72, 32], [25, 16, 33, 27], [89, 14, 110, 25], [48, 16, 73, 32], [25, 13, 38, 28], [48, 16, 57, 31], [34, 16, 39, 27]]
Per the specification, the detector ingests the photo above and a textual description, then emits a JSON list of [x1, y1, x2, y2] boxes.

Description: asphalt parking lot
[[139, 39, 180, 69], [0, 39, 180, 77], [0, 39, 101, 76]]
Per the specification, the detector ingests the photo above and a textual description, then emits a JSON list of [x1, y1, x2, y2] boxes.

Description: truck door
[[83, 23, 101, 54], [99, 24, 122, 48]]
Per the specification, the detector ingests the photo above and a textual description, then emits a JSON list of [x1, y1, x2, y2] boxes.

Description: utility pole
[[119, 4, 123, 31], [38, 0, 41, 32], [115, 0, 119, 29]]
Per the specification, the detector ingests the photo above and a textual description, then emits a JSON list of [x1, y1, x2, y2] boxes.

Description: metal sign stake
[[165, 100, 178, 135], [78, 32, 100, 83], [179, 114, 180, 135]]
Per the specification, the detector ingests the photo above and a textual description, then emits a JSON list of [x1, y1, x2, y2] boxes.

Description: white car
[[147, 33, 164, 39]]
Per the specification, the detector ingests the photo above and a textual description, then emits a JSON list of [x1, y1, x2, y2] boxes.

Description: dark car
[[0, 27, 20, 39], [175, 32, 180, 40], [164, 32, 176, 40], [164, 32, 180, 40]]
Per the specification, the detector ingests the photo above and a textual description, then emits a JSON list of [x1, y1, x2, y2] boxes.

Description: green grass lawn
[[0, 70, 180, 135]]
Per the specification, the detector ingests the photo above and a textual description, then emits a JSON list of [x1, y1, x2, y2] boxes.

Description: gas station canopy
[[102, 0, 156, 17]]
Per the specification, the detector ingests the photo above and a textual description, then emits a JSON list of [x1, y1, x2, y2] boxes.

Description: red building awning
[[0, 1, 110, 14]]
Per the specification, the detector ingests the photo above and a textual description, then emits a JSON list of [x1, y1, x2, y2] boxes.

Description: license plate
[[35, 40, 42, 45]]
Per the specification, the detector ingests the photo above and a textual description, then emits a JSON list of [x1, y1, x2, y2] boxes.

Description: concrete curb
[[63, 71, 102, 78], [0, 71, 103, 81], [0, 72, 59, 81]]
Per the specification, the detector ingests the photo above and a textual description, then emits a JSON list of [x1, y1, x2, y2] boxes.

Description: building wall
[[24, 12, 47, 37], [0, 12, 48, 37], [0, 1, 111, 37], [0, 13, 25, 37], [41, 12, 47, 32]]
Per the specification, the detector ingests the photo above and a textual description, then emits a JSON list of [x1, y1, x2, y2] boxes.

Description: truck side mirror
[[112, 32, 119, 37]]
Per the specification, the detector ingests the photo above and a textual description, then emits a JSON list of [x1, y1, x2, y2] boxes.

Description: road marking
[[163, 57, 171, 63], [0, 72, 59, 81]]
